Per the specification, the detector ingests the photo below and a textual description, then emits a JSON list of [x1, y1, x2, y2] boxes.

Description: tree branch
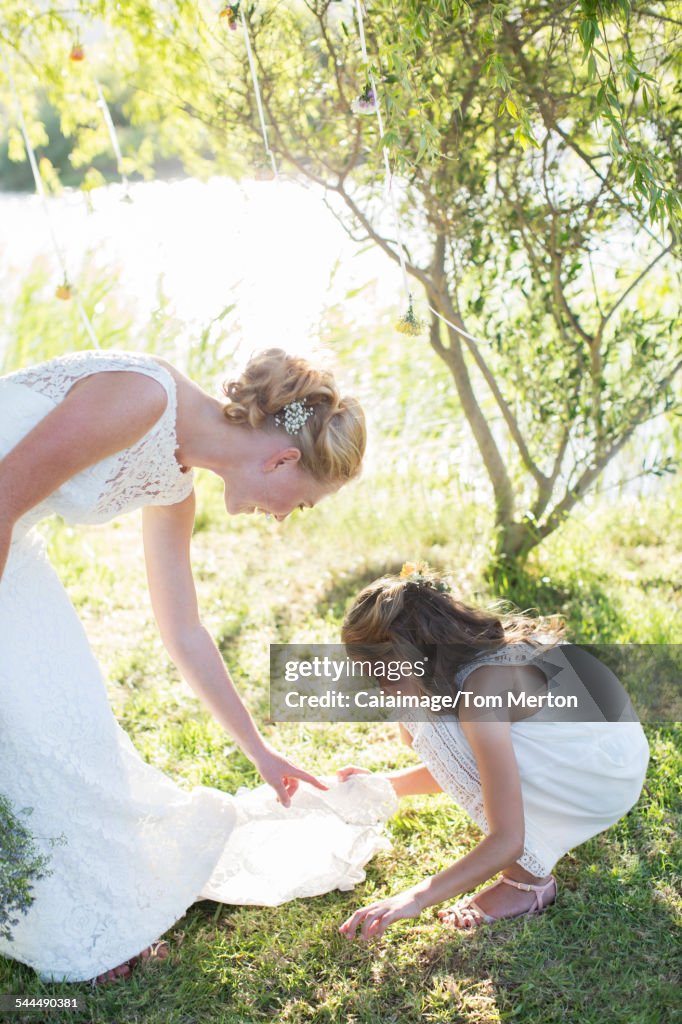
[[538, 357, 682, 538], [549, 216, 595, 347], [331, 181, 431, 289], [428, 269, 550, 487], [427, 290, 517, 525], [598, 242, 675, 338]]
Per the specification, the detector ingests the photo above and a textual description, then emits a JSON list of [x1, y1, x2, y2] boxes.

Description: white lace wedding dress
[[0, 350, 397, 983]]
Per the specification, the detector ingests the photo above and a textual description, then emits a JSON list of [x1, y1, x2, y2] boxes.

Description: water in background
[[0, 177, 674, 498], [0, 176, 399, 360]]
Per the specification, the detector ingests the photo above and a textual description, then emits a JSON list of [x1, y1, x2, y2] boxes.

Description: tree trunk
[[495, 520, 538, 561]]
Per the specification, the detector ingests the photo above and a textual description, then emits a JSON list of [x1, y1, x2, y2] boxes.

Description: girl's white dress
[[0, 350, 397, 983], [402, 644, 650, 878]]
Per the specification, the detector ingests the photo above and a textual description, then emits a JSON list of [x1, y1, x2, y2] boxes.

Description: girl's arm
[[388, 763, 443, 796], [142, 495, 326, 806], [341, 666, 525, 941], [0, 371, 169, 579], [336, 721, 442, 796], [336, 762, 442, 797]]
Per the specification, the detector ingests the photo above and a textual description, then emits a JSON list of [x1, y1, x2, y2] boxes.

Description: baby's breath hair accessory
[[273, 399, 315, 435], [399, 561, 451, 593], [395, 294, 424, 337]]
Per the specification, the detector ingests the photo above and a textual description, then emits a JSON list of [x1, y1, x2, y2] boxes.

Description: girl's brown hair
[[221, 348, 365, 483], [341, 565, 565, 698]]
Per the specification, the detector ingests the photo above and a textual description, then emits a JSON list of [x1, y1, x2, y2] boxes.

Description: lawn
[[0, 459, 679, 1024]]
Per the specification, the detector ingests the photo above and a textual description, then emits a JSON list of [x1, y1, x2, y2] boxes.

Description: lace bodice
[[0, 350, 194, 536]]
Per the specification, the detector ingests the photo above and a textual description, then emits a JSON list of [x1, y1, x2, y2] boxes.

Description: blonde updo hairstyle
[[221, 349, 366, 483], [341, 566, 565, 703]]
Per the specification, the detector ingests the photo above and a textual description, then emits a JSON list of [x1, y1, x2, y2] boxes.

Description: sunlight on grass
[[4, 452, 673, 1023], [1, 287, 680, 1023]]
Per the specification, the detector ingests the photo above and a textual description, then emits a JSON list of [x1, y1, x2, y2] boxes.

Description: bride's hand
[[336, 764, 373, 783], [339, 887, 424, 942], [254, 746, 328, 807]]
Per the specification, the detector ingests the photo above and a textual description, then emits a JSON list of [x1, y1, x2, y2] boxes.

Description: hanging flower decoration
[[55, 277, 73, 301], [395, 296, 424, 336], [69, 42, 85, 62], [351, 83, 378, 115], [254, 162, 276, 181], [219, 3, 240, 30]]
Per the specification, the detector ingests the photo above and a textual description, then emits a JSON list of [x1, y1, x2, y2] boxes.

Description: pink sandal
[[441, 875, 557, 928]]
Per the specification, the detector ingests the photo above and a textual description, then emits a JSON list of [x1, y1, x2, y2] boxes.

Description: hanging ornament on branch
[[69, 39, 85, 62], [351, 82, 378, 115], [220, 4, 240, 31], [55, 276, 73, 301], [0, 46, 100, 345], [67, 23, 133, 203], [395, 294, 424, 336], [254, 161, 276, 180]]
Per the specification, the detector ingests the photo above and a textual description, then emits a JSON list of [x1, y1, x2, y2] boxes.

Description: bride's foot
[[92, 941, 170, 985], [93, 962, 132, 985], [126, 941, 170, 969], [439, 873, 556, 929]]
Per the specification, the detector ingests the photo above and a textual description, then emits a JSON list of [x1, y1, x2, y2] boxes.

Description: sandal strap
[[500, 875, 555, 893], [500, 874, 556, 913]]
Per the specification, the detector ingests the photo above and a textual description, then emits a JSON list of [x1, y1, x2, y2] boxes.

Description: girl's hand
[[254, 746, 328, 808], [339, 888, 424, 942], [336, 764, 373, 783]]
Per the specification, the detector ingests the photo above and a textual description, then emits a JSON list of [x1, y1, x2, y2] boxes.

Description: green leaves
[[578, 14, 601, 61], [1, 0, 680, 555], [0, 796, 59, 944]]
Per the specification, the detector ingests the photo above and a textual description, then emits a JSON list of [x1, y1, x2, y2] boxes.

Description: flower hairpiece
[[399, 561, 451, 593], [274, 399, 314, 435]]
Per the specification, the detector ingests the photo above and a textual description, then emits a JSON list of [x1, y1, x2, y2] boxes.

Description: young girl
[[337, 563, 650, 942]]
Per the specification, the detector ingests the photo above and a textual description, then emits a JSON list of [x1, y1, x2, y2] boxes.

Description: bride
[[0, 346, 395, 984]]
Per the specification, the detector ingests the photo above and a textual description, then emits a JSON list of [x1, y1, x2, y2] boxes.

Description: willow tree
[[2, 0, 681, 557]]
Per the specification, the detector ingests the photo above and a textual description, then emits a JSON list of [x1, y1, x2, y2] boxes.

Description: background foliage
[[0, 6, 680, 1018], [1, 0, 680, 557]]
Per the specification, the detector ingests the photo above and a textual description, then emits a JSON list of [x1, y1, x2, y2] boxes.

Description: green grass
[[1, 276, 680, 1021], [0, 463, 680, 1024]]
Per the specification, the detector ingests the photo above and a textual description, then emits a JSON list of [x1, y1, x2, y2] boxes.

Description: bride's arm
[[0, 372, 169, 580], [142, 495, 326, 805]]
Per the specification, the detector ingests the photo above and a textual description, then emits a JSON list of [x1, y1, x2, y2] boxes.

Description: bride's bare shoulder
[[151, 356, 204, 398], [150, 354, 183, 381]]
